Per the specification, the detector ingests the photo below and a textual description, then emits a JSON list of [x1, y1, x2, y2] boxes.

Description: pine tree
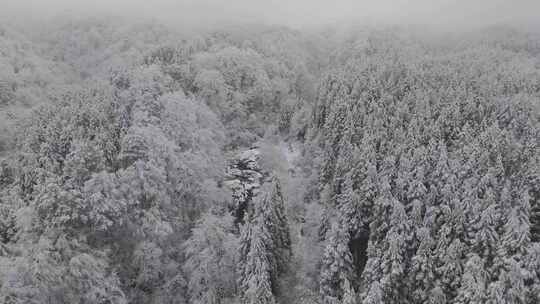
[[268, 176, 292, 273], [434, 234, 465, 301], [489, 190, 532, 304], [523, 243, 540, 304], [379, 198, 410, 304], [320, 223, 356, 304], [257, 194, 279, 289], [498, 190, 531, 258], [355, 157, 377, 231], [342, 278, 357, 304], [472, 189, 500, 262], [238, 179, 292, 303], [362, 281, 383, 304], [239, 217, 277, 304], [409, 227, 435, 303], [337, 172, 362, 237], [238, 216, 255, 286], [455, 254, 488, 304]]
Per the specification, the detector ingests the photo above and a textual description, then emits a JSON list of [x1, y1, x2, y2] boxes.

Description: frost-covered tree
[[342, 278, 358, 304], [1, 17, 540, 304], [455, 254, 489, 304], [183, 212, 238, 304], [319, 223, 356, 304], [267, 176, 292, 273], [238, 175, 292, 301], [238, 217, 276, 304]]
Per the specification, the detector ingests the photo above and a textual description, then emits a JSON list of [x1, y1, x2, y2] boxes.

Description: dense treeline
[[310, 28, 540, 304], [0, 17, 539, 304]]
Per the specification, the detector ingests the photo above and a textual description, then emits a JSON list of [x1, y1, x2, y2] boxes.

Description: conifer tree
[[489, 190, 532, 304], [257, 193, 279, 288], [337, 172, 361, 236], [239, 216, 277, 304], [268, 176, 292, 273], [342, 278, 357, 304], [455, 254, 488, 304], [362, 281, 383, 304], [409, 227, 435, 303], [238, 177, 292, 302], [320, 223, 356, 304], [379, 199, 410, 304]]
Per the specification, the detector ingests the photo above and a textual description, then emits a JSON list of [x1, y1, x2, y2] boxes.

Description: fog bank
[[2, 0, 540, 30]]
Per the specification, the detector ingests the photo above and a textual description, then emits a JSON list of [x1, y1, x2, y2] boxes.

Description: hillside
[[0, 17, 539, 304]]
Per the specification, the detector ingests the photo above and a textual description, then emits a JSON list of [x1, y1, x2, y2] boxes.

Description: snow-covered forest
[[0, 5, 540, 304]]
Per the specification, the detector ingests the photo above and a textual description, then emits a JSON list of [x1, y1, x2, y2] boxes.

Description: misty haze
[[0, 1, 539, 304]]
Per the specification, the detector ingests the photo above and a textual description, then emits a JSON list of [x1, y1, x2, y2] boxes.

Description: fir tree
[[268, 176, 292, 273], [379, 198, 411, 304], [238, 178, 292, 302], [337, 172, 362, 237], [455, 254, 488, 304], [342, 278, 358, 304], [320, 223, 356, 304], [409, 227, 436, 303], [239, 217, 277, 304]]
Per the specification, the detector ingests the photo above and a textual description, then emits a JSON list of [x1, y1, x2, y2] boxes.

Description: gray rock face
[[223, 148, 266, 224]]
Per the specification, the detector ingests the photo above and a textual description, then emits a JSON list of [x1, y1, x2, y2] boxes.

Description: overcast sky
[[2, 0, 540, 29]]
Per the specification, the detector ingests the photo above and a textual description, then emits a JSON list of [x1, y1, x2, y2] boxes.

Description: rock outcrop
[[223, 148, 267, 224]]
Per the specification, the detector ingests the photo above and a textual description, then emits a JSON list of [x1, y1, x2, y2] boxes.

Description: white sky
[[2, 0, 540, 29]]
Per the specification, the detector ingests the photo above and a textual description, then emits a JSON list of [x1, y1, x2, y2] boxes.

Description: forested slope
[[309, 28, 540, 304], [0, 18, 539, 304]]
